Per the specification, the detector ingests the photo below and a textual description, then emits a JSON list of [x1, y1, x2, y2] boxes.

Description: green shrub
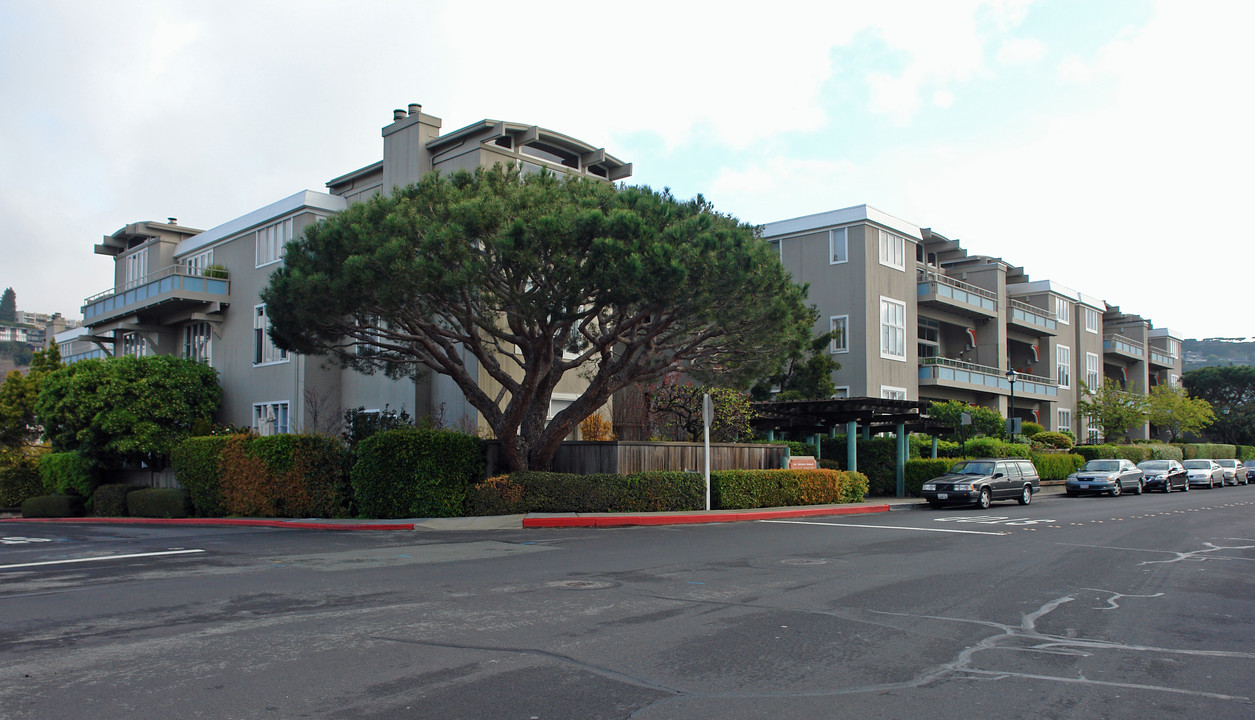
[[963, 437, 1029, 458], [0, 447, 45, 508], [905, 458, 957, 496], [91, 483, 148, 517], [1077, 444, 1182, 463], [221, 434, 350, 518], [1238, 445, 1255, 461], [22, 494, 85, 518], [1175, 443, 1236, 460], [784, 440, 817, 458], [127, 488, 192, 518], [1032, 431, 1074, 449], [1021, 422, 1045, 438], [713, 468, 867, 508], [171, 435, 232, 516], [38, 451, 96, 497], [351, 428, 483, 518], [1144, 444, 1184, 461], [1030, 452, 1085, 480]]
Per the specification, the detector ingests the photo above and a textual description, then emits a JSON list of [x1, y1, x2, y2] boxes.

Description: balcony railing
[[918, 357, 1058, 397], [83, 264, 230, 323], [1007, 298, 1057, 333], [1103, 334, 1145, 359], [917, 269, 998, 316], [1149, 349, 1174, 366]]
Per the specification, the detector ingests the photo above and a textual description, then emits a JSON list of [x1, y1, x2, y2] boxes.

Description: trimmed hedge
[[962, 438, 1029, 459], [1030, 452, 1085, 480], [1239, 446, 1255, 461], [714, 468, 868, 508], [127, 488, 193, 518], [38, 451, 96, 497], [22, 494, 85, 518], [905, 458, 955, 496], [91, 483, 148, 517], [0, 447, 45, 509], [221, 434, 350, 518], [1176, 443, 1236, 460], [1032, 431, 1074, 450], [351, 428, 485, 518], [1076, 444, 1184, 463], [171, 436, 232, 516]]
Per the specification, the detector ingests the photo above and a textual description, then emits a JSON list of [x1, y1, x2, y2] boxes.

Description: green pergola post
[[931, 435, 938, 459], [813, 433, 822, 461], [766, 429, 775, 442], [896, 422, 907, 498], [847, 421, 858, 473], [861, 424, 871, 440]]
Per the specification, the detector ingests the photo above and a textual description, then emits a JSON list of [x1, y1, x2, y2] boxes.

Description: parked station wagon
[[921, 458, 1040, 509]]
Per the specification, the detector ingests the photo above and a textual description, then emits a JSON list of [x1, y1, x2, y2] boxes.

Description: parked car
[[1183, 459, 1224, 489], [1214, 459, 1248, 486], [921, 458, 1040, 509], [1066, 459, 1144, 497], [1245, 459, 1255, 479], [1137, 459, 1189, 493]]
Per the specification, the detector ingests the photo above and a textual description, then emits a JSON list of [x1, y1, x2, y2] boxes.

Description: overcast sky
[[1, 0, 1250, 339]]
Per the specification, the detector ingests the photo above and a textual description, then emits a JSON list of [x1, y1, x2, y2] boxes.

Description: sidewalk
[[0, 486, 1068, 531]]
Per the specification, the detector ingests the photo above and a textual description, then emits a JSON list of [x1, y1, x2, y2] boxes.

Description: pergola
[[750, 397, 950, 497]]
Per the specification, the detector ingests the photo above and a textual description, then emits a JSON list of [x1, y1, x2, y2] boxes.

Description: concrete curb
[[523, 503, 892, 528]]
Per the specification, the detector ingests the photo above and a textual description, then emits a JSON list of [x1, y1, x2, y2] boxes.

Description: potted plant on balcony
[[201, 264, 228, 279]]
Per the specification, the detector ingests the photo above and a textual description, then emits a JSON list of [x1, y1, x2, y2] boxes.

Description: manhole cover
[[548, 580, 615, 590], [780, 558, 828, 566]]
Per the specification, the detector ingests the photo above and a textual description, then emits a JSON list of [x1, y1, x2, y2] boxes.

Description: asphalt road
[[2, 486, 1254, 719]]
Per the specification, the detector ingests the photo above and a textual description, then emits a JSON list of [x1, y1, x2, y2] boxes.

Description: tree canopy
[[0, 288, 15, 322], [0, 344, 60, 448], [927, 400, 1007, 441], [262, 165, 813, 471], [1145, 384, 1214, 442], [1078, 380, 1148, 444], [649, 380, 755, 443], [750, 330, 839, 401], [36, 355, 221, 470], [1182, 366, 1255, 444]]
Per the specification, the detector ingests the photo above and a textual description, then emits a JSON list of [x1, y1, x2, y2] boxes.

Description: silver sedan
[[1183, 459, 1225, 489]]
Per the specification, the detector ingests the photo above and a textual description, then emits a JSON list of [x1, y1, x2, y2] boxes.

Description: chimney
[[168, 217, 177, 225], [393, 109, 406, 121], [408, 103, 421, 116], [382, 102, 441, 193]]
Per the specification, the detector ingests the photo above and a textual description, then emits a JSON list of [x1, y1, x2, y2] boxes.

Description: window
[[183, 322, 213, 366], [830, 315, 848, 354], [1170, 373, 1179, 388], [878, 229, 906, 271], [255, 218, 293, 267], [252, 401, 290, 436], [1084, 307, 1099, 334], [123, 249, 148, 290], [254, 305, 288, 365], [1167, 339, 1179, 359], [1057, 408, 1072, 433], [185, 250, 213, 275], [1086, 352, 1100, 389], [355, 315, 384, 357], [833, 386, 850, 399], [917, 317, 940, 359], [880, 297, 906, 360], [121, 332, 148, 358], [1055, 298, 1070, 325], [1057, 345, 1071, 389], [881, 386, 907, 400], [829, 228, 848, 265]]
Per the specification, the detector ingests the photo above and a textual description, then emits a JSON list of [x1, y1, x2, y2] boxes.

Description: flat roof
[[175, 190, 348, 257], [761, 204, 923, 241]]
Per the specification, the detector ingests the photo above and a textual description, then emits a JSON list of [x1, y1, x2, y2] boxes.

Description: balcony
[[1007, 298, 1057, 335], [917, 269, 998, 319], [83, 264, 230, 325], [1103, 334, 1145, 362], [919, 357, 1058, 398], [1148, 348, 1175, 367]]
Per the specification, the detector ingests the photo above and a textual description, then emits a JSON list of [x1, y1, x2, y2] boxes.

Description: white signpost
[[703, 393, 713, 511]]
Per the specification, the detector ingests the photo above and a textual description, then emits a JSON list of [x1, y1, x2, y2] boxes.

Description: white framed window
[[253, 304, 289, 366], [1057, 408, 1072, 433], [184, 249, 213, 275], [879, 297, 906, 361], [1057, 344, 1071, 389], [830, 315, 849, 354], [1167, 339, 1179, 359], [1084, 307, 1099, 334], [252, 401, 290, 436], [1086, 422, 1100, 444], [878, 229, 906, 271], [1085, 352, 1100, 389], [123, 249, 148, 290], [881, 385, 908, 400], [121, 332, 148, 358], [183, 322, 213, 366], [1055, 298, 1071, 325], [833, 386, 850, 399], [255, 218, 293, 267], [1170, 373, 1179, 388], [829, 228, 848, 265]]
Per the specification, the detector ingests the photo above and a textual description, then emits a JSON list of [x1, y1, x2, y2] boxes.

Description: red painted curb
[[522, 504, 891, 529], [0, 517, 414, 531]]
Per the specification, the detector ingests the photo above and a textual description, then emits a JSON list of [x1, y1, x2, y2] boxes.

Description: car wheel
[[977, 487, 992, 509], [1182, 481, 1189, 492], [1110, 481, 1122, 497], [1018, 485, 1032, 506], [1133, 479, 1143, 495], [1164, 481, 1171, 493]]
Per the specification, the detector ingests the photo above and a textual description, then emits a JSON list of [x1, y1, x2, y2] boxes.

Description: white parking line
[[0, 549, 205, 570], [761, 519, 1007, 535]]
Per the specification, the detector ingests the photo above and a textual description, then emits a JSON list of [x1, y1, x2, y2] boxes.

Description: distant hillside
[[1183, 338, 1255, 370]]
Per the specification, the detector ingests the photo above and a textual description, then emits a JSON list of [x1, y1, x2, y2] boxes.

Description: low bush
[[1239, 445, 1255, 461], [22, 494, 85, 518], [38, 451, 96, 497], [1032, 431, 1074, 450], [1144, 444, 1184, 461], [1030, 452, 1085, 480], [0, 447, 45, 508], [1076, 444, 1182, 463], [352, 428, 484, 518], [127, 488, 192, 518], [91, 483, 148, 517], [714, 468, 867, 508], [905, 458, 955, 496], [171, 436, 232, 516], [962, 437, 1029, 458], [785, 440, 818, 458], [221, 434, 350, 518], [1021, 422, 1045, 438], [1176, 443, 1236, 460]]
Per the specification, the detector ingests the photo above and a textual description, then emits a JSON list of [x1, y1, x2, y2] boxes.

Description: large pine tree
[[0, 288, 15, 322]]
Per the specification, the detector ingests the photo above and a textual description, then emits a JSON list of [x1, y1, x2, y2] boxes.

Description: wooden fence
[[485, 441, 789, 476]]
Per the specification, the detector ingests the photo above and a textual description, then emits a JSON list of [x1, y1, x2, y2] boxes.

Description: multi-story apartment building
[[763, 204, 1185, 441], [70, 104, 631, 436]]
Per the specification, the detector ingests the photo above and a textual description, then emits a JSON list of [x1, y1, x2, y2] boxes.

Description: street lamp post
[[1006, 368, 1018, 438]]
